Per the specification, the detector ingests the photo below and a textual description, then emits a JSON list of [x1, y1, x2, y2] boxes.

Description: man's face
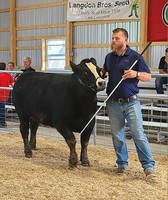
[[7, 64, 14, 71], [165, 52, 168, 58], [23, 59, 31, 69], [111, 31, 127, 52]]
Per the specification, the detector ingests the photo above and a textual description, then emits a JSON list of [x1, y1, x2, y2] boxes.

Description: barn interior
[[0, 1, 167, 200]]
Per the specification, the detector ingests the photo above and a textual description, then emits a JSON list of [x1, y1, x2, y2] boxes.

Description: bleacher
[[95, 73, 168, 143], [1, 72, 168, 144], [139, 72, 168, 95]]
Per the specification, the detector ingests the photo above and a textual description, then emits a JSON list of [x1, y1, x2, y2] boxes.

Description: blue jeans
[[155, 77, 168, 94], [0, 102, 6, 126], [106, 98, 155, 172]]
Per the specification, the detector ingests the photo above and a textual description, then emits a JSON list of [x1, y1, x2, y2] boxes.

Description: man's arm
[[123, 70, 151, 82], [159, 69, 168, 74], [136, 71, 151, 82]]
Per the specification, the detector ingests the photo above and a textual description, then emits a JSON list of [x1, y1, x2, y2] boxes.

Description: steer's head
[[70, 58, 106, 93]]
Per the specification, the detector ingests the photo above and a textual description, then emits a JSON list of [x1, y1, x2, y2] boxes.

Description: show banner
[[148, 0, 168, 42], [67, 0, 141, 21]]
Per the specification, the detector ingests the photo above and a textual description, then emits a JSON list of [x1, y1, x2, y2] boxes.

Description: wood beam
[[140, 0, 148, 60], [41, 39, 46, 71], [15, 2, 66, 11], [65, 21, 72, 68], [10, 0, 16, 63]]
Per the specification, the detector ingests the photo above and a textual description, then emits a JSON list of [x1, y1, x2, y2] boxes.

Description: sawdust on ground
[[0, 132, 167, 200]]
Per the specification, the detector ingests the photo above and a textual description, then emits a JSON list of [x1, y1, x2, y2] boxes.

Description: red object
[[0, 73, 14, 102], [147, 0, 168, 42]]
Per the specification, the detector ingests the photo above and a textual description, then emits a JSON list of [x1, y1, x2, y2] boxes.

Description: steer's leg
[[29, 117, 39, 150], [67, 138, 78, 168], [80, 120, 95, 166], [19, 114, 32, 158], [57, 127, 78, 167]]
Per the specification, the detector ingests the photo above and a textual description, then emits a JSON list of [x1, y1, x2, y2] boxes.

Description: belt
[[110, 95, 137, 103]]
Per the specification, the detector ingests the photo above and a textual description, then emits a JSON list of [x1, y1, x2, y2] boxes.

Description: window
[[46, 39, 65, 70]]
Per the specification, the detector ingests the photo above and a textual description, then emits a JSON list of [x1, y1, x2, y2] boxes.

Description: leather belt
[[110, 95, 137, 103]]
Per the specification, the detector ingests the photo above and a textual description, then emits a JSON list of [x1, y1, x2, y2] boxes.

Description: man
[[102, 28, 155, 177], [22, 56, 35, 72], [15, 56, 35, 80], [7, 62, 17, 79], [0, 62, 14, 127], [155, 48, 168, 105], [128, 0, 139, 18], [6, 62, 17, 104]]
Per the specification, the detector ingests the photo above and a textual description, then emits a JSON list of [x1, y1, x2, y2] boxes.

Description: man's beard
[[111, 42, 123, 52]]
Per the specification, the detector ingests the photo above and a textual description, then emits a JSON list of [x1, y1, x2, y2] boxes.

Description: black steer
[[13, 58, 106, 167]]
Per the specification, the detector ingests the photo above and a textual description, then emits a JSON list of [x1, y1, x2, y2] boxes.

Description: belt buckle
[[118, 98, 124, 103], [130, 95, 137, 101]]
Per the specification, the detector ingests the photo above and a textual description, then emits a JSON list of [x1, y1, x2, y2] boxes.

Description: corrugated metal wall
[[147, 45, 168, 68], [16, 0, 60, 7], [0, 0, 9, 9], [0, 0, 10, 62], [0, 0, 167, 70], [73, 21, 140, 66], [16, 0, 66, 67]]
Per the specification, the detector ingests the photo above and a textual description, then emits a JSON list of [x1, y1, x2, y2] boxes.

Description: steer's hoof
[[81, 161, 90, 167], [69, 157, 78, 168], [69, 163, 77, 168], [25, 152, 32, 158], [30, 143, 36, 150], [81, 163, 90, 167]]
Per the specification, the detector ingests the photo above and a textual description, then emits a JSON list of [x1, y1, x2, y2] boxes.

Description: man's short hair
[[0, 62, 6, 70], [23, 56, 31, 63], [165, 48, 168, 53], [7, 62, 15, 67], [113, 28, 128, 38]]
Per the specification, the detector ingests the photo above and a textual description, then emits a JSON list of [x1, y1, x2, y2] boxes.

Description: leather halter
[[77, 76, 100, 93]]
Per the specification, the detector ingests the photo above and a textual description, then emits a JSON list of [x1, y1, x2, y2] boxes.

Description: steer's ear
[[90, 58, 97, 66], [70, 61, 78, 72]]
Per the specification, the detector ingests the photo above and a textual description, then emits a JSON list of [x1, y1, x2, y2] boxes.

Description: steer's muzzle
[[96, 78, 106, 91]]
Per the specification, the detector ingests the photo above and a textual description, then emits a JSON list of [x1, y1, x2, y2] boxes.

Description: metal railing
[[0, 72, 167, 156]]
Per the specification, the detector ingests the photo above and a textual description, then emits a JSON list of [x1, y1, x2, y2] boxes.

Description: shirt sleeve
[[137, 55, 151, 73], [10, 75, 14, 84], [158, 57, 165, 69]]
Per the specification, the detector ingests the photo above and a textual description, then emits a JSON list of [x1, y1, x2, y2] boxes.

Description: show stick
[[80, 42, 152, 135]]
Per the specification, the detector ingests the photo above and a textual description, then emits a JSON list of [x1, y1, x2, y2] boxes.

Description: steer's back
[[13, 72, 73, 124], [13, 72, 97, 129]]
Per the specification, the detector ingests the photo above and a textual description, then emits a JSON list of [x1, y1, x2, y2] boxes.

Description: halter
[[77, 76, 101, 93]]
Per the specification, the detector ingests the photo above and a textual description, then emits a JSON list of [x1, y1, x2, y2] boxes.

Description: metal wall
[[0, 0, 167, 70], [0, 0, 9, 9], [73, 21, 140, 66], [147, 45, 168, 69], [16, 0, 62, 7], [16, 1, 66, 67], [0, 0, 66, 67], [0, 1, 10, 63]]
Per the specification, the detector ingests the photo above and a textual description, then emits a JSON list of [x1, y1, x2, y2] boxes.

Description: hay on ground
[[0, 133, 167, 200]]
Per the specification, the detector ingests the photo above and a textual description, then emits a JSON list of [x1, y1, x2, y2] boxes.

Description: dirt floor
[[0, 132, 167, 200]]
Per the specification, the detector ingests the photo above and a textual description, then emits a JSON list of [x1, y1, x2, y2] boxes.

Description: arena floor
[[0, 132, 167, 200]]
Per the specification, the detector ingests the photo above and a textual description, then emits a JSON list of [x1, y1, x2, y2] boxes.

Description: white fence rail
[[0, 72, 167, 155]]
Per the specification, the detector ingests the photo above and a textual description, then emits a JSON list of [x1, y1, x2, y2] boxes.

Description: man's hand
[[99, 67, 107, 79], [122, 70, 137, 79], [122, 70, 151, 81]]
